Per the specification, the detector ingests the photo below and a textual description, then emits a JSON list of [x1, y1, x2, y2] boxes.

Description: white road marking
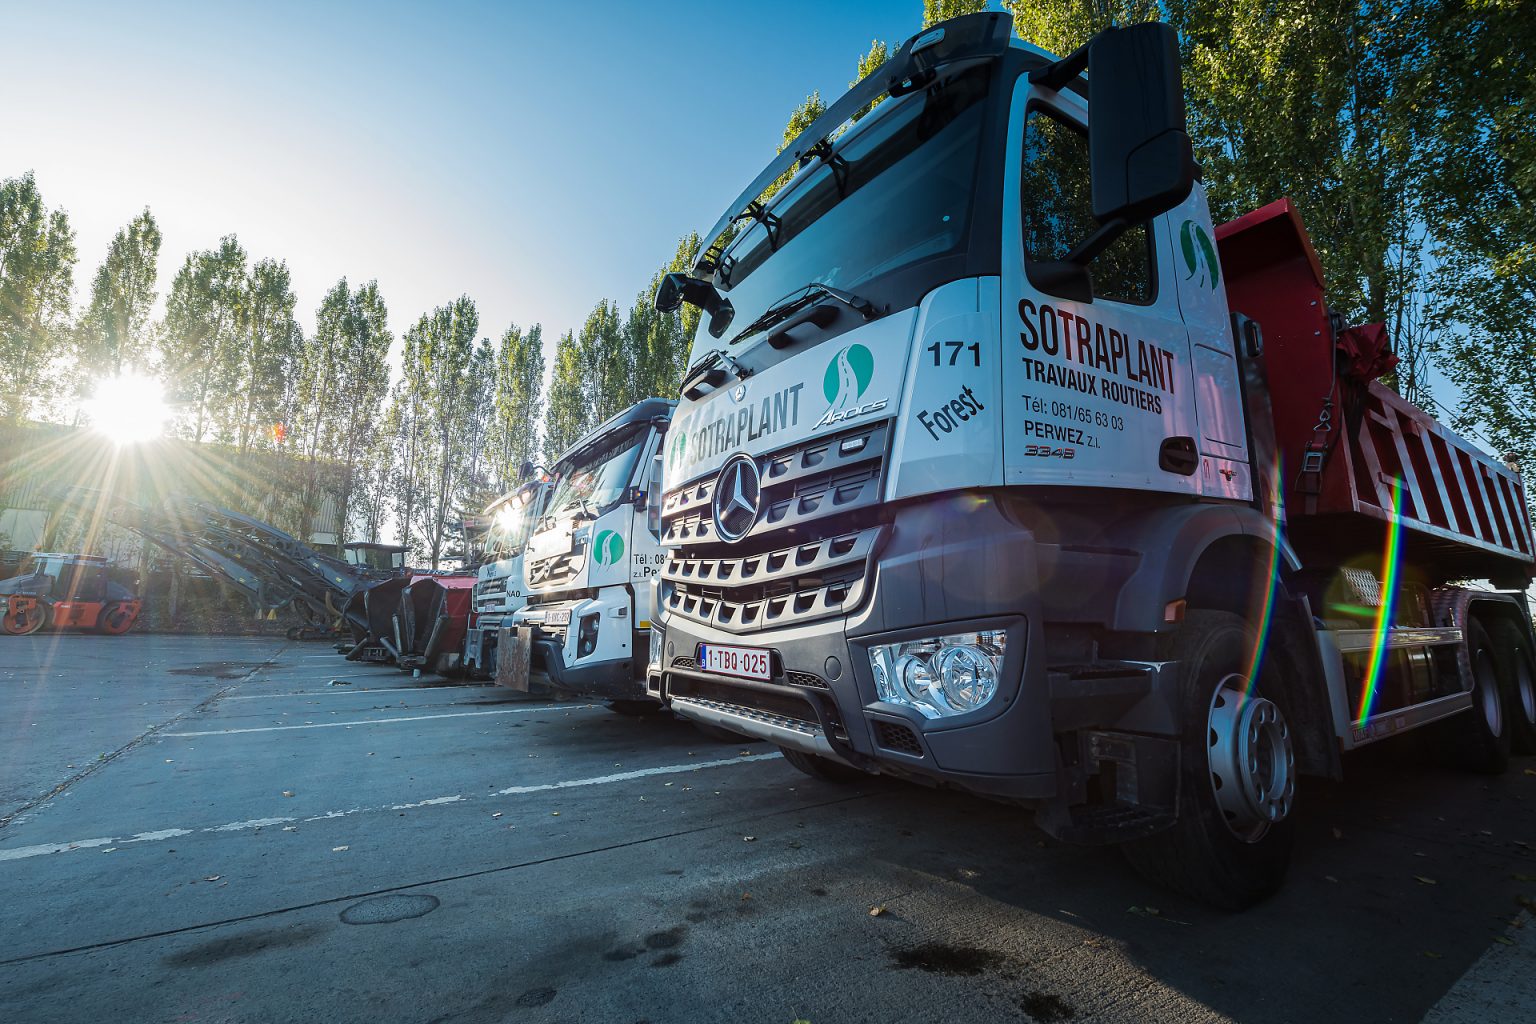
[[0, 752, 783, 863], [164, 705, 588, 736], [497, 753, 783, 795], [220, 685, 502, 701]]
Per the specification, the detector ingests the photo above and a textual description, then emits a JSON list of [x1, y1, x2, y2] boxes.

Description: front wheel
[[778, 746, 868, 783], [1121, 610, 1295, 910], [2, 598, 48, 636]]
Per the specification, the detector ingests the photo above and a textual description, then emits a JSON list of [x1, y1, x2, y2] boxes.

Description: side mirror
[[654, 272, 735, 338], [1087, 22, 1196, 225], [646, 453, 664, 534], [517, 460, 535, 482]]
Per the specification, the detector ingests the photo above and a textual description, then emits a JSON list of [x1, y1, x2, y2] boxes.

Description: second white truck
[[510, 399, 673, 712]]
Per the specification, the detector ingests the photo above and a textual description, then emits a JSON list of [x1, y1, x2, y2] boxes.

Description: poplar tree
[[401, 297, 478, 568], [76, 207, 161, 380], [161, 236, 247, 442], [491, 322, 545, 489], [543, 329, 587, 463], [0, 172, 77, 421], [228, 258, 302, 452]]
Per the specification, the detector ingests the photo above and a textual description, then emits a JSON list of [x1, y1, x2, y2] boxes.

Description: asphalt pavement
[[1, 633, 1533, 1023]]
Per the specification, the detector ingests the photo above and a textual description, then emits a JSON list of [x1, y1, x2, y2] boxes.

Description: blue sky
[[3, 0, 936, 366]]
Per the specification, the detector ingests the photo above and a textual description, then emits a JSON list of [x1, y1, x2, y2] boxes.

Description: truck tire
[[778, 746, 868, 783], [1436, 620, 1512, 773], [693, 722, 750, 743], [607, 699, 664, 716], [1490, 619, 1536, 755], [1121, 611, 1295, 910]]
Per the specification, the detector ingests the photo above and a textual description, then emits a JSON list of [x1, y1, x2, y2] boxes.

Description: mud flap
[[495, 624, 534, 692]]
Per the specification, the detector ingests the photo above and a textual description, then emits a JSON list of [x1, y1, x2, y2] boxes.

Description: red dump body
[[1216, 199, 1534, 587]]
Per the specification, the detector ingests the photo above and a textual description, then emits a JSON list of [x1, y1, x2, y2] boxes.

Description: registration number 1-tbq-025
[[698, 643, 772, 681]]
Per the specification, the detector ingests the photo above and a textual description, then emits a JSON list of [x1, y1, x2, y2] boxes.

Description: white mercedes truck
[[512, 399, 673, 712], [463, 476, 550, 678], [650, 13, 1536, 907]]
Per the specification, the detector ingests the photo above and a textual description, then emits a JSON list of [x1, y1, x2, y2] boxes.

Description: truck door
[[1167, 183, 1253, 501], [1000, 75, 1200, 495]]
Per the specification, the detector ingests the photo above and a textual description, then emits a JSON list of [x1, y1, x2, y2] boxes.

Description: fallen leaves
[[869, 905, 887, 917]]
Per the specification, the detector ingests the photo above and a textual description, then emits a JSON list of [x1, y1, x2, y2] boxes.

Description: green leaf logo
[[823, 343, 874, 410], [593, 529, 625, 566], [1179, 220, 1220, 290], [668, 429, 687, 468]]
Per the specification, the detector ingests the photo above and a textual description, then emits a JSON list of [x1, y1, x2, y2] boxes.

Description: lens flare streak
[[1241, 457, 1285, 698], [1356, 478, 1404, 728]]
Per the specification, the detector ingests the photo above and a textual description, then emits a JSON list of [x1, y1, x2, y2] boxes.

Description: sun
[[83, 372, 172, 445]]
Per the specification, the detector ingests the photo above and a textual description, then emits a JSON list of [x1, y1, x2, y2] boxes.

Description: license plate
[[698, 643, 772, 681], [543, 608, 571, 626]]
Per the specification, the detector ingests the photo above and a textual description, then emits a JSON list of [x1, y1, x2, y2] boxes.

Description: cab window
[[1020, 107, 1155, 305]]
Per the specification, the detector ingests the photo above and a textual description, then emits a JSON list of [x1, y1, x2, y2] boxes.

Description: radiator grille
[[660, 422, 888, 634]]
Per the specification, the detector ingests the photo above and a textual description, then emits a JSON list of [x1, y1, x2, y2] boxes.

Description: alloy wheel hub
[[1207, 674, 1295, 841]]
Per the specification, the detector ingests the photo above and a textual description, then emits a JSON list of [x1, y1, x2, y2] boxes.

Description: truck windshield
[[485, 490, 541, 560], [692, 62, 991, 365], [545, 429, 647, 520]]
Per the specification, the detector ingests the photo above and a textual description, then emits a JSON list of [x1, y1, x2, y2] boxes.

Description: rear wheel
[[1121, 610, 1295, 910], [2, 598, 48, 636], [1490, 619, 1536, 755], [97, 601, 138, 635], [1436, 620, 1513, 773], [778, 746, 868, 783]]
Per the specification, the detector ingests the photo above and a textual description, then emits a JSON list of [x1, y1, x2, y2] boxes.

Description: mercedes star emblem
[[712, 454, 761, 543]]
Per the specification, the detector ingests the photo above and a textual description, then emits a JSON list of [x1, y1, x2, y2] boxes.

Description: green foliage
[[1419, 1, 1535, 472], [1004, 0, 1158, 58], [0, 171, 77, 421], [924, 0, 989, 28], [851, 39, 889, 122], [76, 207, 161, 380]]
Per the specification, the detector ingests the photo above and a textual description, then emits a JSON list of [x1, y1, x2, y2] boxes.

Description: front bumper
[[514, 590, 646, 701], [661, 495, 1057, 800]]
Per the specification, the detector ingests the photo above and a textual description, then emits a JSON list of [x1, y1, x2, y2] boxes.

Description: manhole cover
[[339, 894, 440, 925]]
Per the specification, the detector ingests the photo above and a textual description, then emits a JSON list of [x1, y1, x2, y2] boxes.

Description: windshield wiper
[[680, 347, 752, 400], [729, 283, 876, 346]]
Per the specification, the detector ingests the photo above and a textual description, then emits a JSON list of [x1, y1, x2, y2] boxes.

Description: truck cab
[[512, 399, 672, 709], [463, 477, 550, 677], [651, 13, 1536, 907]]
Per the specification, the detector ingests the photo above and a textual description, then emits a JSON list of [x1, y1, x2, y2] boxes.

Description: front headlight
[[869, 630, 1005, 719], [648, 625, 664, 671]]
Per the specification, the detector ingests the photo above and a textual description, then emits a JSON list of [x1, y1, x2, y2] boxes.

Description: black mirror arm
[[1028, 40, 1089, 92], [1064, 217, 1130, 265]]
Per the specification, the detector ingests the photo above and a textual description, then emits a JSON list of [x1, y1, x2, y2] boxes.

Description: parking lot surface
[[2, 633, 1534, 1023]]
